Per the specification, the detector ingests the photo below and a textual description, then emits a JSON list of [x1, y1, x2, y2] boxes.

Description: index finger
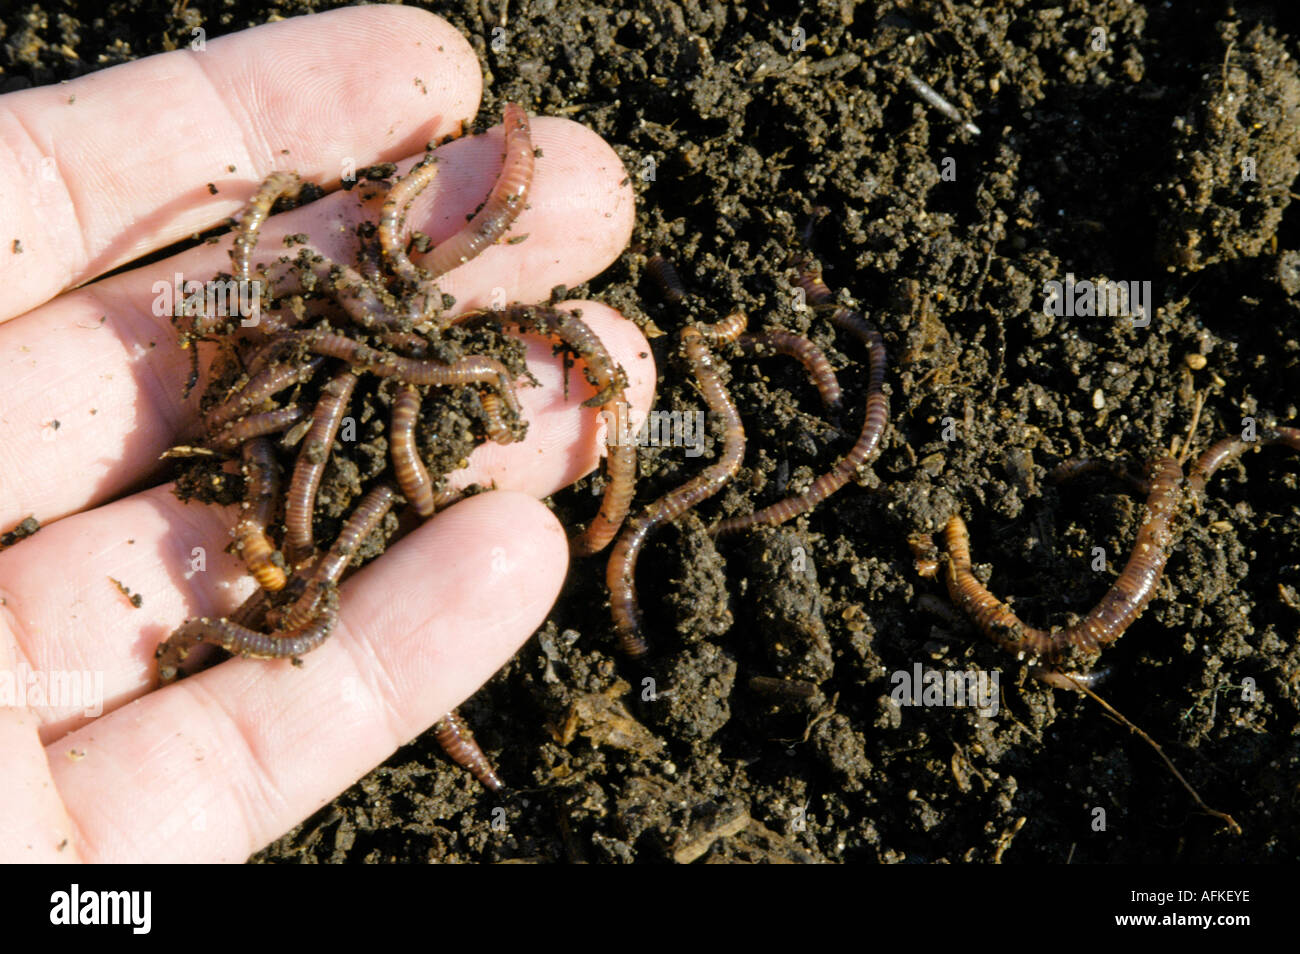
[[0, 5, 481, 323]]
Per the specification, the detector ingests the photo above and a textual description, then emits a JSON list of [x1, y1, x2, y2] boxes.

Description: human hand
[[0, 5, 652, 862]]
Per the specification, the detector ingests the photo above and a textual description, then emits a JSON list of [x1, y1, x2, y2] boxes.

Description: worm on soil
[[156, 586, 339, 685], [1188, 425, 1300, 493], [391, 385, 435, 517], [607, 313, 748, 657], [480, 391, 515, 445], [425, 103, 534, 283], [942, 456, 1184, 661], [498, 303, 634, 555], [233, 438, 287, 592], [737, 330, 843, 412], [645, 254, 689, 304], [712, 267, 887, 535], [433, 710, 504, 791], [284, 369, 358, 564]]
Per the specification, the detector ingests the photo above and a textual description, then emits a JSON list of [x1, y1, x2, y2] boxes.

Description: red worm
[[433, 710, 504, 791], [203, 356, 325, 432], [231, 171, 303, 284], [607, 314, 748, 657], [943, 456, 1184, 661], [645, 254, 689, 304], [156, 585, 339, 685], [233, 438, 287, 592], [499, 303, 635, 555], [1188, 425, 1300, 493], [379, 158, 440, 286], [480, 391, 515, 445], [737, 330, 843, 412], [426, 103, 534, 282], [278, 482, 398, 631], [712, 268, 887, 535], [263, 248, 420, 330], [208, 405, 308, 452], [391, 385, 435, 517], [303, 331, 521, 416], [284, 369, 358, 564]]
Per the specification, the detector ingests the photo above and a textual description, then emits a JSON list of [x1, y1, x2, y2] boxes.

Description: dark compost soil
[[5, 0, 1299, 863]]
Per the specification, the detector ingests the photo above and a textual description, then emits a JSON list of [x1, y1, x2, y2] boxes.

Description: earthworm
[[433, 710, 504, 791], [379, 157, 440, 286], [607, 313, 748, 657], [303, 331, 521, 416], [499, 303, 634, 555], [737, 330, 843, 412], [156, 585, 339, 685], [712, 268, 887, 535], [425, 103, 534, 282], [278, 482, 398, 631], [284, 369, 358, 564], [263, 250, 416, 330], [233, 438, 287, 592], [645, 254, 688, 304], [208, 405, 308, 452], [231, 171, 303, 284], [391, 385, 435, 517], [1188, 425, 1300, 494], [203, 356, 325, 432], [480, 391, 515, 445], [943, 456, 1184, 661]]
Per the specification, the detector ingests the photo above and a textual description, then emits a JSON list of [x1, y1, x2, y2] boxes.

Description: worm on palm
[[391, 384, 435, 517], [302, 331, 521, 417], [712, 267, 887, 536], [203, 356, 325, 432], [263, 249, 419, 331], [433, 710, 504, 791], [425, 103, 534, 283], [156, 585, 339, 685], [231, 171, 304, 284], [277, 482, 398, 631], [208, 405, 309, 452], [943, 456, 1184, 662], [479, 391, 515, 445], [498, 303, 635, 555], [233, 438, 287, 592], [284, 369, 358, 564], [607, 313, 748, 657]]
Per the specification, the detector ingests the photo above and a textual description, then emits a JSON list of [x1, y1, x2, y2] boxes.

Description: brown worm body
[[713, 270, 887, 535], [426, 103, 534, 282], [284, 369, 357, 563], [279, 483, 398, 631], [233, 439, 287, 592], [231, 171, 303, 284], [209, 405, 308, 452], [500, 303, 635, 555], [608, 314, 748, 656], [480, 392, 515, 445], [1188, 425, 1300, 494], [204, 356, 326, 432], [645, 254, 688, 304], [737, 330, 843, 411], [156, 586, 339, 685], [391, 385, 435, 517], [943, 456, 1184, 660], [433, 710, 504, 791]]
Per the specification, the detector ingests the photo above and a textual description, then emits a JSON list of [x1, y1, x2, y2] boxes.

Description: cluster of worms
[[157, 103, 638, 791]]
